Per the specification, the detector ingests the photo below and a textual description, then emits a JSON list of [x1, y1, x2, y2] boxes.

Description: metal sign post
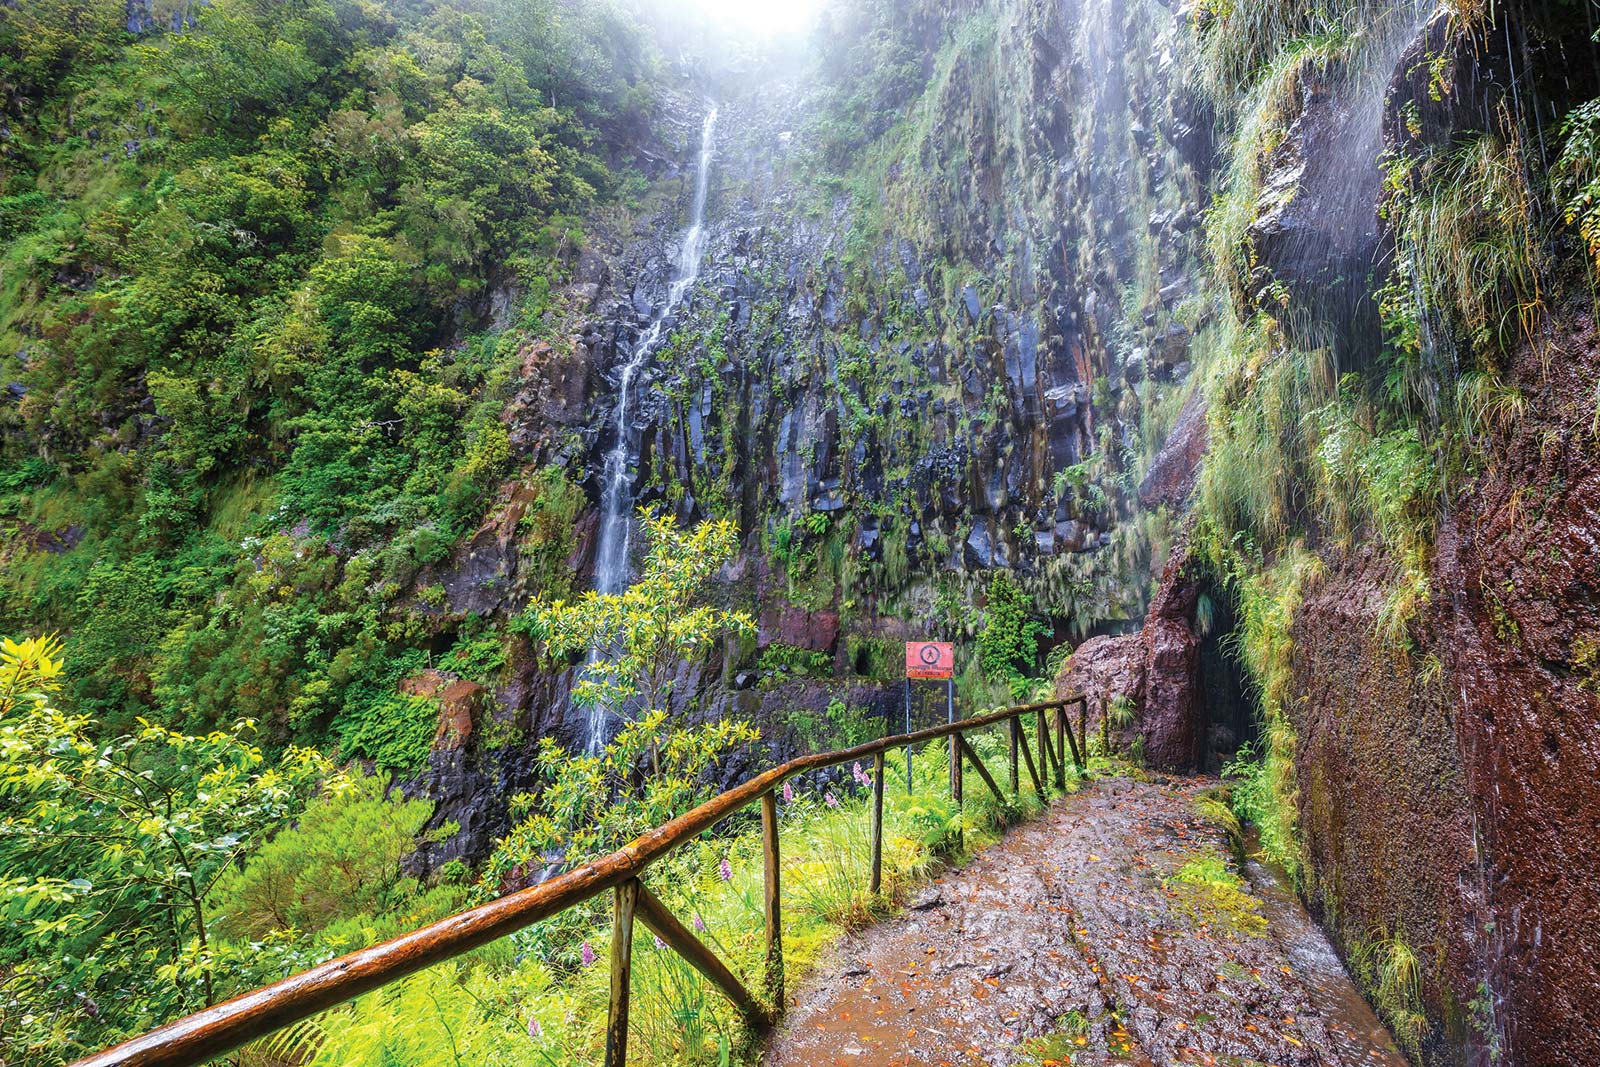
[[903, 678, 912, 792], [904, 641, 955, 796]]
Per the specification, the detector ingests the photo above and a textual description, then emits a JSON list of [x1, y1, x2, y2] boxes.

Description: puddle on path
[[764, 776, 1409, 1067]]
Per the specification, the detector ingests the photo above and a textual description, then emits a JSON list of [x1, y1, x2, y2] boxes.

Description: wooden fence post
[[761, 791, 783, 1010], [1053, 704, 1068, 791], [956, 735, 1006, 808], [604, 879, 640, 1067], [950, 732, 963, 847], [1036, 710, 1051, 795], [1079, 697, 1089, 768], [633, 884, 769, 1028], [1059, 703, 1084, 771], [870, 752, 885, 896], [1008, 714, 1020, 795], [1018, 723, 1045, 799]]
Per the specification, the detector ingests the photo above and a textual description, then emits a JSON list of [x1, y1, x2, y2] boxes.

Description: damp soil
[[764, 776, 1407, 1067]]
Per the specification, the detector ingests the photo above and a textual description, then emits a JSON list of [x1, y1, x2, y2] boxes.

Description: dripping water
[[583, 102, 719, 754]]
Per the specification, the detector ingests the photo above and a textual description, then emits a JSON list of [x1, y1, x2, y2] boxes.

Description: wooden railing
[[68, 694, 1089, 1067]]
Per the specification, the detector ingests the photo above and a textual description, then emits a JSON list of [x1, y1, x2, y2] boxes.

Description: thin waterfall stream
[[583, 102, 719, 754]]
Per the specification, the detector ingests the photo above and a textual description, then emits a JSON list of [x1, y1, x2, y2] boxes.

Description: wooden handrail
[[68, 694, 1085, 1067]]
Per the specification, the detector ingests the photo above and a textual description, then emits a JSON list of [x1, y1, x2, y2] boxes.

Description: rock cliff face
[[415, 0, 1219, 849], [568, 0, 1211, 645]]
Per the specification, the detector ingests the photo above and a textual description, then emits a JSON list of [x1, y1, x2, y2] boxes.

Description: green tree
[[523, 510, 755, 717], [0, 636, 335, 1063]]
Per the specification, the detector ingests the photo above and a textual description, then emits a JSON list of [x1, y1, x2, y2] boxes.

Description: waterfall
[[583, 102, 719, 754]]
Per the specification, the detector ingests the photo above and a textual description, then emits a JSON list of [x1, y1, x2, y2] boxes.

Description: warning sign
[[905, 641, 955, 680]]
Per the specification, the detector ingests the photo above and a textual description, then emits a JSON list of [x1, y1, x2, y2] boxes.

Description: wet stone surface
[[765, 777, 1407, 1067]]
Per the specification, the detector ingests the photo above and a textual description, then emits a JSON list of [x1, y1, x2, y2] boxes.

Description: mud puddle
[[764, 776, 1408, 1067]]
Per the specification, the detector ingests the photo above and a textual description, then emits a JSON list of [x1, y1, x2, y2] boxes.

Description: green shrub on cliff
[[976, 573, 1050, 682], [1554, 97, 1600, 275]]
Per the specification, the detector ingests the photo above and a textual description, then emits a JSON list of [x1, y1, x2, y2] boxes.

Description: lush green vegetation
[[0, 0, 653, 751], [0, 634, 449, 1062], [1, 624, 1057, 1066]]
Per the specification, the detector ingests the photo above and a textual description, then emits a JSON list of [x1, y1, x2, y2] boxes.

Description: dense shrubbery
[[0, 634, 459, 1064], [976, 573, 1049, 683]]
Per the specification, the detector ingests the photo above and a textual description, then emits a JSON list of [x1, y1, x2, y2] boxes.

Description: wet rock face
[[1138, 386, 1206, 509], [1289, 552, 1484, 1055], [1056, 545, 1203, 771], [1433, 300, 1600, 1067], [1231, 9, 1600, 1063], [558, 0, 1213, 649]]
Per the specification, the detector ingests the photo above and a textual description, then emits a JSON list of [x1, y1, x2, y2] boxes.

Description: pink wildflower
[[719, 856, 733, 881], [782, 780, 793, 804], [693, 913, 707, 933], [527, 1017, 542, 1038], [581, 940, 596, 967], [654, 934, 665, 950], [825, 791, 839, 809]]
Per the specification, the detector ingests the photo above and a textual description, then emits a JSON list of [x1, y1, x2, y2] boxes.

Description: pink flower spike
[[719, 856, 733, 881], [654, 934, 665, 950], [825, 791, 839, 809], [527, 1016, 542, 1038], [693, 913, 707, 932], [853, 761, 865, 783], [581, 940, 596, 967], [782, 780, 793, 804]]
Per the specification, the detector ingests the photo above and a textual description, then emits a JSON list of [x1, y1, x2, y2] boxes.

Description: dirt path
[[765, 775, 1407, 1067]]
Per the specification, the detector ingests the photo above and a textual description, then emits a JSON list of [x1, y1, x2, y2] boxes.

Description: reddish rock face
[[1433, 300, 1600, 1067], [401, 669, 484, 751], [1138, 388, 1208, 510], [1056, 545, 1202, 771], [758, 604, 841, 654], [1059, 630, 1145, 736], [1280, 298, 1600, 1067], [1289, 552, 1483, 1056]]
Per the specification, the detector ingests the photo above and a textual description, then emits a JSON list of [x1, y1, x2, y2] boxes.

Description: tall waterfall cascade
[[583, 103, 719, 754]]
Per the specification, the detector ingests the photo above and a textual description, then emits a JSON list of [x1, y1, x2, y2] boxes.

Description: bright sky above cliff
[[679, 0, 822, 35]]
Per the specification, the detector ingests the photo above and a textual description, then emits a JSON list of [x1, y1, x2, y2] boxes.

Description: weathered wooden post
[[870, 752, 885, 895], [634, 884, 769, 1028], [1008, 714, 1020, 795], [1053, 703, 1068, 790], [951, 732, 964, 847], [1059, 701, 1084, 771], [1018, 722, 1045, 799], [1036, 709, 1051, 796], [957, 734, 1006, 807], [761, 790, 783, 1009], [605, 879, 640, 1067], [1078, 697, 1089, 769]]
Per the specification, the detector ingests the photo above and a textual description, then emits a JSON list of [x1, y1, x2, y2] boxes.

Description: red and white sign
[[905, 641, 955, 680]]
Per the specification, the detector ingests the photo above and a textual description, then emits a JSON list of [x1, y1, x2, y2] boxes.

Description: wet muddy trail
[[765, 776, 1407, 1067]]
